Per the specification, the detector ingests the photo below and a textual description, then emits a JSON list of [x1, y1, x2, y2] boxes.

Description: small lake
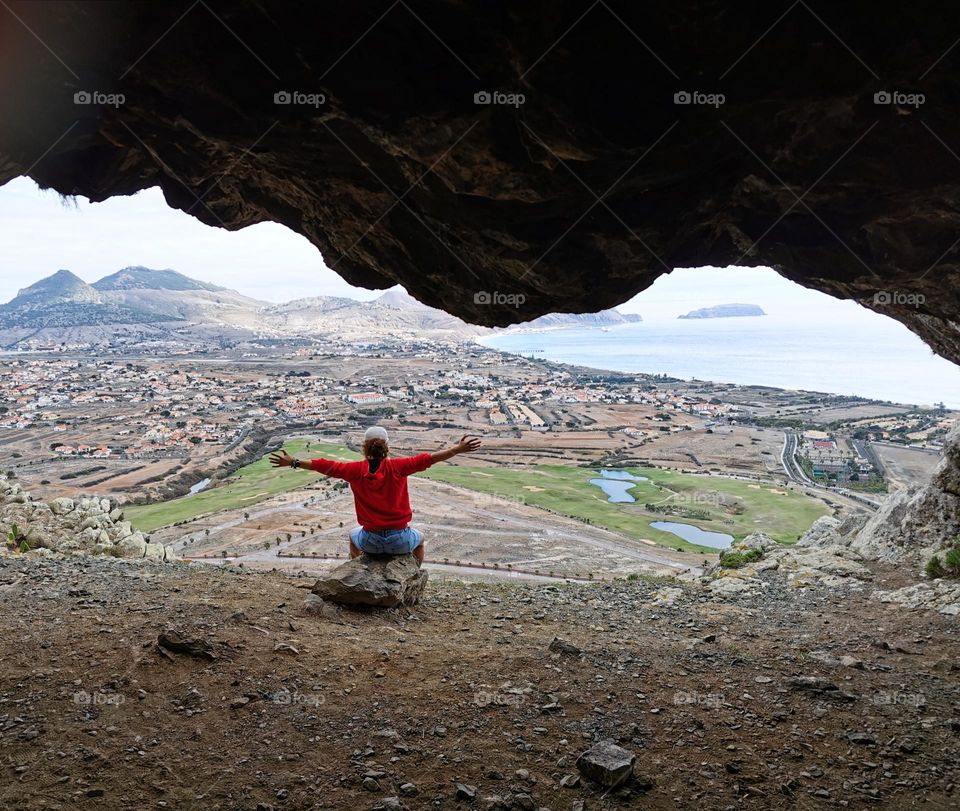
[[650, 520, 733, 549], [188, 478, 211, 495], [589, 469, 649, 503]]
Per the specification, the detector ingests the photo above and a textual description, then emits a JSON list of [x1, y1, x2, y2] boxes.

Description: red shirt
[[307, 454, 434, 530]]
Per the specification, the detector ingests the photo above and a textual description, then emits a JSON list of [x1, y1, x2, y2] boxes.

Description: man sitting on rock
[[269, 428, 481, 564]]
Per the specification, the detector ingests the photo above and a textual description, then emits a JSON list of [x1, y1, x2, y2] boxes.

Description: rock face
[[850, 425, 960, 564], [2, 4, 960, 362], [311, 555, 428, 608], [0, 476, 173, 561]]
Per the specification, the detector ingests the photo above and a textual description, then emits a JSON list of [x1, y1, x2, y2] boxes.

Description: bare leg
[[413, 542, 425, 565], [349, 540, 362, 559]]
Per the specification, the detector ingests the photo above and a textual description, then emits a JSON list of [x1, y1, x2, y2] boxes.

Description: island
[[679, 303, 766, 319]]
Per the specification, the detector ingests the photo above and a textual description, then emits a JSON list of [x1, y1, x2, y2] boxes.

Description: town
[[0, 338, 953, 513]]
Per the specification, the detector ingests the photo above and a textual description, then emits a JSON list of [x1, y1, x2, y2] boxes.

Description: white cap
[[363, 426, 389, 443]]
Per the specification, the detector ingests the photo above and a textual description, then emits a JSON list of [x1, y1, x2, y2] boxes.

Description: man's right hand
[[456, 435, 482, 454]]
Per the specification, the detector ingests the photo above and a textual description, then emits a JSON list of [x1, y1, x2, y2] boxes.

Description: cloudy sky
[[0, 176, 918, 325]]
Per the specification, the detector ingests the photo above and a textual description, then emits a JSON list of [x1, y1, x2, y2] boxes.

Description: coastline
[[474, 320, 960, 409]]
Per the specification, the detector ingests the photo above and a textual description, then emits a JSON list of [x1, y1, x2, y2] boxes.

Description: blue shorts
[[350, 526, 423, 555]]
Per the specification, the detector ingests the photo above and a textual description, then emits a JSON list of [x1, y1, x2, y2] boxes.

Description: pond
[[650, 520, 733, 549], [188, 478, 211, 495], [589, 468, 649, 503]]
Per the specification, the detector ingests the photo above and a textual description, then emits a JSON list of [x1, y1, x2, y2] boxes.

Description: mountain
[[0, 270, 158, 330], [0, 269, 642, 343], [14, 270, 101, 304], [679, 303, 766, 319], [506, 308, 642, 331], [91, 267, 265, 324], [93, 266, 227, 293]]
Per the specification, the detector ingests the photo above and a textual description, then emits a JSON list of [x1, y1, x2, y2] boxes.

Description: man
[[269, 428, 481, 563]]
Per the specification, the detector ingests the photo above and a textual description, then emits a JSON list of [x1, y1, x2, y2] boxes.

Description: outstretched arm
[[269, 450, 358, 481], [429, 435, 482, 464]]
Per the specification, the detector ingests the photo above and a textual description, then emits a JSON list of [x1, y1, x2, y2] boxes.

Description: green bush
[[925, 555, 945, 579], [719, 547, 763, 569], [926, 541, 960, 579], [945, 546, 960, 573]]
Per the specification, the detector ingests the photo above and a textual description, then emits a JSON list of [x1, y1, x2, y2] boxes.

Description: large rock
[[875, 581, 960, 616], [116, 532, 148, 558], [851, 425, 960, 564], [576, 740, 636, 788], [311, 555, 428, 608]]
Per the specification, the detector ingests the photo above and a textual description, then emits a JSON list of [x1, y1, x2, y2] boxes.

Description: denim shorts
[[350, 526, 423, 555]]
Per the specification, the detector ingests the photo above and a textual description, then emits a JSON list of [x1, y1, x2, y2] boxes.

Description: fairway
[[423, 464, 827, 552], [127, 440, 358, 532], [129, 444, 828, 552]]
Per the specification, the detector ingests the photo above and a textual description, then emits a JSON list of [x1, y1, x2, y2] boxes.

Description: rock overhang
[[1, 1, 958, 360]]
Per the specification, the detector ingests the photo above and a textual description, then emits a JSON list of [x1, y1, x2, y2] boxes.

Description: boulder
[[311, 554, 428, 608], [49, 497, 75, 516], [116, 532, 148, 558], [875, 581, 960, 615], [576, 740, 636, 788], [796, 516, 844, 548], [143, 543, 166, 561]]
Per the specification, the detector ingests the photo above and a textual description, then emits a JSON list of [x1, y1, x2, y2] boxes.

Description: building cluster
[[799, 430, 874, 482]]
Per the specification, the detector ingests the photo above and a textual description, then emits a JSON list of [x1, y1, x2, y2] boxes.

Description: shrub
[[925, 555, 945, 579], [927, 541, 960, 579], [719, 548, 763, 569], [945, 546, 960, 574]]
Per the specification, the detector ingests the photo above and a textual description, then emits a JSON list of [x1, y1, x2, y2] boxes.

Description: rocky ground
[[0, 549, 958, 811]]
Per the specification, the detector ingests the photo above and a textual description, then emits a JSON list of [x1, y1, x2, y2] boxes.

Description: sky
[[0, 175, 924, 331]]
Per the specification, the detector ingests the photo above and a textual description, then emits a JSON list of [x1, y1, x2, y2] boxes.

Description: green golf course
[[128, 441, 827, 551], [422, 464, 827, 552], [126, 440, 357, 532]]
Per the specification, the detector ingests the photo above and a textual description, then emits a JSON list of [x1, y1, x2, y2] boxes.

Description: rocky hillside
[[504, 309, 642, 331], [0, 475, 171, 561], [0, 538, 958, 809], [0, 270, 160, 329], [1, 267, 644, 343]]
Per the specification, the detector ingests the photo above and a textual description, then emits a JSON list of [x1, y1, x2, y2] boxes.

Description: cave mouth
[[1, 2, 959, 363]]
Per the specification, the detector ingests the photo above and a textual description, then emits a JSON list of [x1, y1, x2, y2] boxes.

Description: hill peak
[[93, 267, 228, 293], [14, 269, 100, 304]]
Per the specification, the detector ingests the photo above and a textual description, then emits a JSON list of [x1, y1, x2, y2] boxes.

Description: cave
[[1, 1, 958, 363]]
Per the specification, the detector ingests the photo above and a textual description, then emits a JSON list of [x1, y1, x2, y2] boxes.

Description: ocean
[[480, 311, 960, 408]]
